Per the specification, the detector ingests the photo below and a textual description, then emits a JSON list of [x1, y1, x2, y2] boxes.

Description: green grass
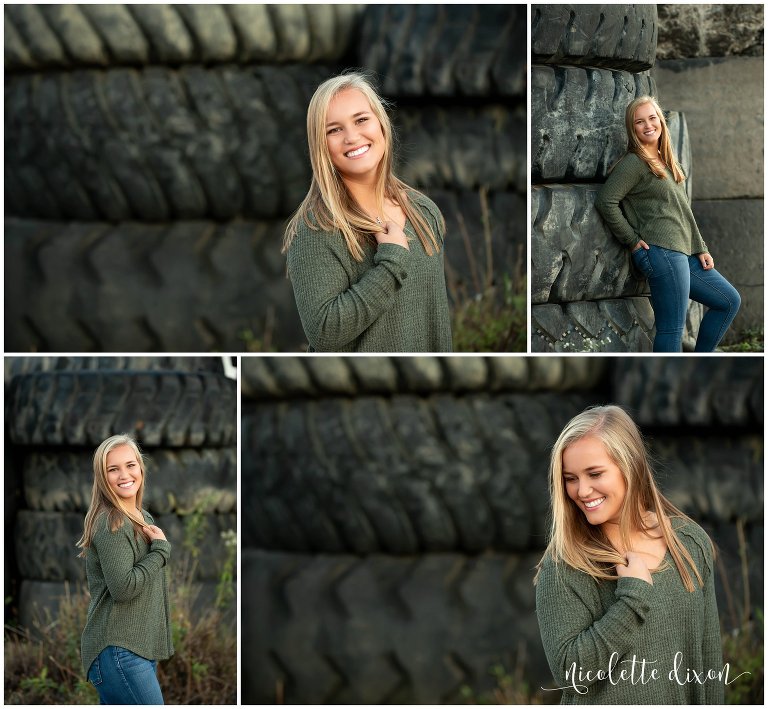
[[720, 327, 764, 353]]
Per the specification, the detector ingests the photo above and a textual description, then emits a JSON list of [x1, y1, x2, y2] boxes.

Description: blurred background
[[4, 356, 237, 704], [531, 3, 763, 352], [241, 355, 763, 704], [5, 4, 526, 352]]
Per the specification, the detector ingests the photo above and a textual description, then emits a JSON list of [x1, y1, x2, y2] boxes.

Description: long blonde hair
[[282, 71, 442, 261], [534, 405, 708, 592], [77, 434, 150, 556], [624, 95, 685, 183]]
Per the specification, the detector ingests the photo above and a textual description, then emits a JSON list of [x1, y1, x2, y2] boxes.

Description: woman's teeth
[[118, 481, 134, 488], [345, 145, 369, 158], [584, 497, 606, 509]]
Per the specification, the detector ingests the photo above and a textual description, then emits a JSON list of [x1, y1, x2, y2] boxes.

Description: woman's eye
[[589, 472, 602, 478], [356, 117, 368, 124]]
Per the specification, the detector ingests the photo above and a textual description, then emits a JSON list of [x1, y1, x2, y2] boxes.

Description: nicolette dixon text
[[543, 652, 750, 695]]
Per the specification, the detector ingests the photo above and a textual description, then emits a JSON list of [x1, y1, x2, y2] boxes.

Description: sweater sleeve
[[595, 156, 644, 249], [93, 518, 171, 604], [701, 545, 725, 703], [287, 225, 411, 351], [536, 558, 655, 692]]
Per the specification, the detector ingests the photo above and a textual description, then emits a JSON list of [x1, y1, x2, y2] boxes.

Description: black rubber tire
[[241, 356, 608, 400], [5, 65, 334, 221], [428, 189, 527, 297], [22, 447, 236, 514], [395, 107, 525, 192], [650, 436, 764, 522], [531, 66, 657, 183], [5, 357, 225, 388], [7, 371, 236, 447], [241, 391, 595, 552], [531, 4, 658, 72], [241, 549, 547, 704], [531, 184, 649, 305], [532, 300, 705, 353], [15, 510, 236, 581], [4, 218, 304, 353], [613, 358, 764, 429], [4, 4, 362, 70], [358, 5, 526, 98]]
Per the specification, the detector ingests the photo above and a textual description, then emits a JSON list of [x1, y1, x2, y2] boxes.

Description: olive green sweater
[[595, 153, 708, 255], [536, 518, 724, 704], [81, 510, 173, 675], [286, 191, 452, 352]]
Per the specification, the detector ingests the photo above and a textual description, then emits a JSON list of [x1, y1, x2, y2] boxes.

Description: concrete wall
[[654, 3, 764, 339]]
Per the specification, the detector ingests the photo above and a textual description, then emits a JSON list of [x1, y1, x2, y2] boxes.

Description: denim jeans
[[631, 244, 741, 352], [87, 646, 164, 705]]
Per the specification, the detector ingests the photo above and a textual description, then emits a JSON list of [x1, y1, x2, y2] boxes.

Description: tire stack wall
[[4, 4, 362, 352], [241, 355, 763, 703], [5, 4, 526, 353], [654, 4, 764, 340], [4, 357, 237, 629], [531, 5, 703, 352]]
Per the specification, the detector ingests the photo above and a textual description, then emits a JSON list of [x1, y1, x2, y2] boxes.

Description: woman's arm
[[701, 550, 724, 702], [287, 226, 411, 351], [93, 520, 171, 603], [594, 156, 645, 249], [536, 559, 655, 691]]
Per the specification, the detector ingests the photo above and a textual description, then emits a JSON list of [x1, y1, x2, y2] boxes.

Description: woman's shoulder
[[670, 516, 713, 553], [405, 190, 443, 221], [610, 151, 646, 176], [536, 550, 597, 591], [669, 515, 715, 574]]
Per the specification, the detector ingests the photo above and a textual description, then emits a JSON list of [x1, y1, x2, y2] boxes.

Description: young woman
[[595, 96, 740, 352], [283, 72, 452, 352], [78, 435, 173, 704], [535, 406, 724, 704]]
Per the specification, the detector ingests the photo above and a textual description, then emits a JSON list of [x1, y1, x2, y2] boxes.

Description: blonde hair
[[534, 405, 707, 592], [282, 71, 442, 261], [624, 95, 685, 183], [77, 434, 149, 556]]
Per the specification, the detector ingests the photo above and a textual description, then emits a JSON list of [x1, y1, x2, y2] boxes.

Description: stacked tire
[[530, 5, 702, 352], [241, 356, 609, 703], [4, 4, 361, 352], [4, 357, 237, 628], [360, 5, 527, 305]]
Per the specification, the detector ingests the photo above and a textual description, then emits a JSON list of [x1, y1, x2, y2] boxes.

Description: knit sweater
[[535, 517, 724, 704], [595, 153, 708, 255], [81, 510, 173, 675], [286, 191, 452, 352]]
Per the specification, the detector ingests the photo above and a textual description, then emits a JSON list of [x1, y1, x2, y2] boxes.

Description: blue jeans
[[631, 245, 740, 352], [87, 646, 164, 705]]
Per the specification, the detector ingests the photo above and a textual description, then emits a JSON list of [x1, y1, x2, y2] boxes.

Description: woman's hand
[[616, 551, 653, 585], [698, 252, 714, 270], [375, 221, 409, 250], [143, 524, 167, 541], [631, 239, 650, 252]]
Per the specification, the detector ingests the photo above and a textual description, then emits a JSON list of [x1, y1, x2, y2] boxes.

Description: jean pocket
[[631, 246, 654, 278], [87, 658, 103, 687], [114, 646, 149, 671]]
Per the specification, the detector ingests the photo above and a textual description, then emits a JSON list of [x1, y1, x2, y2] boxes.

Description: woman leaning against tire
[[595, 96, 740, 352], [282, 71, 452, 353], [77, 435, 173, 705]]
